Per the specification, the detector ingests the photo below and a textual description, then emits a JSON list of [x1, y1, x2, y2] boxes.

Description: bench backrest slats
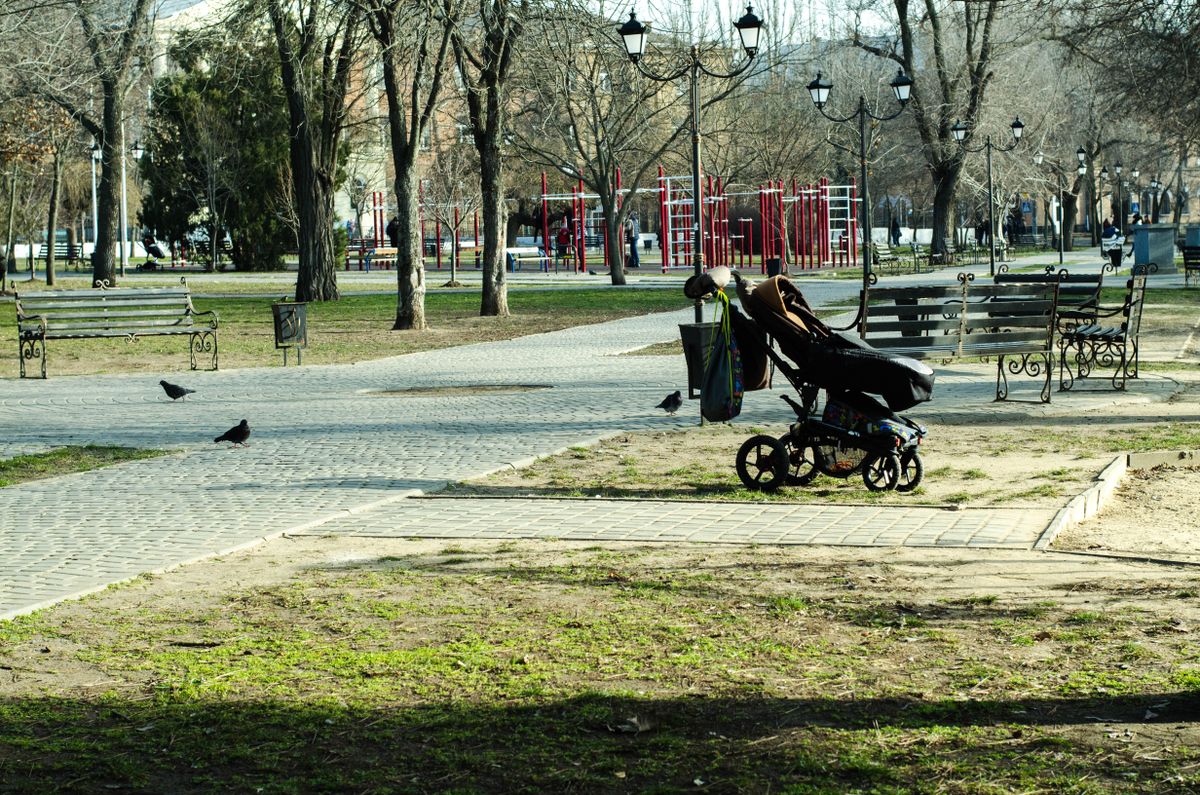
[[864, 318, 962, 334], [870, 286, 961, 300], [15, 287, 201, 340], [37, 317, 194, 332]]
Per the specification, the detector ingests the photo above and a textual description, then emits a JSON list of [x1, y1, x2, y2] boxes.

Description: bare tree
[[853, 0, 1018, 256], [452, 0, 524, 317], [263, 0, 366, 301], [423, 139, 482, 287], [366, 0, 457, 330], [12, 0, 155, 287]]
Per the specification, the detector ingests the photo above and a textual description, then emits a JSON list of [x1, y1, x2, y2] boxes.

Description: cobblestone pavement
[[0, 251, 1187, 617]]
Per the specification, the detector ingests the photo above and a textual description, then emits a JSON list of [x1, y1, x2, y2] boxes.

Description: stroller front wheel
[[736, 434, 789, 492], [895, 451, 924, 493], [862, 452, 901, 492], [779, 434, 820, 486]]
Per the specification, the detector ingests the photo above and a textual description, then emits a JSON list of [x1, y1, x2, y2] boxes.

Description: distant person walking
[[889, 217, 901, 246], [385, 215, 400, 248], [555, 221, 570, 265], [626, 212, 641, 269]]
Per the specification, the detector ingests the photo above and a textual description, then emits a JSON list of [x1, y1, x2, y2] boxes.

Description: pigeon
[[214, 419, 251, 447], [656, 390, 683, 415], [160, 380, 196, 401]]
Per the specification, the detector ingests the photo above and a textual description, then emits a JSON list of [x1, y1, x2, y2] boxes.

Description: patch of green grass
[[0, 445, 168, 487], [961, 468, 989, 480]]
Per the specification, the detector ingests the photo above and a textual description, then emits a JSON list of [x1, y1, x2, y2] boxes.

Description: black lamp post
[[1033, 150, 1066, 266], [618, 5, 762, 323], [805, 66, 912, 319], [1113, 162, 1123, 231], [89, 140, 101, 250], [1150, 177, 1162, 223], [952, 116, 1023, 276]]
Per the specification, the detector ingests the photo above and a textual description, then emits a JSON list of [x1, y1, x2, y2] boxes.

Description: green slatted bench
[[15, 283, 218, 378], [843, 274, 1060, 403]]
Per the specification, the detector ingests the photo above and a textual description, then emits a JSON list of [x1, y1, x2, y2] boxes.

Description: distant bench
[[345, 246, 398, 271], [15, 283, 218, 378], [842, 274, 1060, 402], [505, 246, 550, 272]]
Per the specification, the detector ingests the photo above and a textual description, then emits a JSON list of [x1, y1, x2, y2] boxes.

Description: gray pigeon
[[160, 380, 196, 401], [214, 419, 251, 447], [656, 390, 683, 415]]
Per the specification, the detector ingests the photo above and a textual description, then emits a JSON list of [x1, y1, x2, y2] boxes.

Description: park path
[[0, 249, 1176, 618]]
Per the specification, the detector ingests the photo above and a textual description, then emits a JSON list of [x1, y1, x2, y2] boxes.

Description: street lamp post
[[1033, 150, 1066, 266], [952, 117, 1024, 276], [617, 5, 763, 323], [1150, 177, 1161, 223], [1113, 162, 1123, 231], [804, 67, 912, 319], [89, 140, 101, 258]]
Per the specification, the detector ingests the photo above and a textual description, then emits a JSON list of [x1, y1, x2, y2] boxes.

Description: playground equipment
[[658, 170, 859, 274], [536, 169, 862, 276]]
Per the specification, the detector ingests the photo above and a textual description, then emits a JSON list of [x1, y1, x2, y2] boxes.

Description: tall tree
[[264, 0, 365, 301], [15, 0, 155, 287], [854, 0, 1010, 256], [452, 0, 523, 317], [367, 0, 456, 330], [142, 30, 294, 271]]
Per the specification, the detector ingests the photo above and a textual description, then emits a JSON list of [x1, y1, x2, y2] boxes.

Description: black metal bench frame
[[843, 272, 1061, 403], [15, 281, 219, 378], [1057, 264, 1154, 392], [1183, 246, 1200, 288]]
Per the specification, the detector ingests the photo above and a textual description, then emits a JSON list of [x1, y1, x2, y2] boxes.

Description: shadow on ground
[[1, 691, 1196, 792]]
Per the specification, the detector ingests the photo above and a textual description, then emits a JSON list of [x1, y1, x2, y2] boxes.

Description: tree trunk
[[393, 170, 427, 330], [929, 162, 959, 255], [291, 143, 339, 302], [478, 144, 508, 317], [1063, 192, 1078, 251], [1, 165, 15, 294], [45, 149, 62, 287], [599, 191, 627, 284], [91, 91, 121, 288]]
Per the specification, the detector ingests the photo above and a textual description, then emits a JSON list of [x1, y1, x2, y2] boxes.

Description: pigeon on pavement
[[214, 419, 251, 447], [656, 390, 683, 415], [160, 380, 196, 401]]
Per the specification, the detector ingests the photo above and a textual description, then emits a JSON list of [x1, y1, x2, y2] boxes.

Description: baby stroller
[[688, 270, 934, 492]]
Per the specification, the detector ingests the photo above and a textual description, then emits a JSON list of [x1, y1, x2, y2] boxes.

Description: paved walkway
[[0, 248, 1187, 618]]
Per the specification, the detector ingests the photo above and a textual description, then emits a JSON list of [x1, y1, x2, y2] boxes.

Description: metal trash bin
[[765, 257, 783, 277], [678, 322, 717, 400], [272, 300, 308, 366]]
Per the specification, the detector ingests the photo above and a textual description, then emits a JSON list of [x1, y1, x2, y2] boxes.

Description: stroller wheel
[[736, 435, 788, 492], [779, 434, 820, 486], [895, 451, 924, 493], [862, 452, 901, 492]]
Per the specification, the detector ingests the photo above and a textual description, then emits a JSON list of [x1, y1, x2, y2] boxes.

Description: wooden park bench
[[871, 242, 902, 275], [14, 282, 219, 378], [1183, 246, 1200, 287], [994, 264, 1106, 331], [345, 245, 398, 271], [505, 246, 550, 272], [842, 274, 1061, 402], [1057, 264, 1154, 392], [38, 242, 83, 270]]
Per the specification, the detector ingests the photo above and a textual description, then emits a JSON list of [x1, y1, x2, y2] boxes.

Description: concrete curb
[[1034, 449, 1200, 551], [1034, 454, 1127, 550]]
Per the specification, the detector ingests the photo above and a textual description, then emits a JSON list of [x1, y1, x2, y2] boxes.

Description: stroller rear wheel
[[862, 452, 901, 492], [895, 451, 924, 493], [779, 434, 820, 486], [736, 435, 788, 492]]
